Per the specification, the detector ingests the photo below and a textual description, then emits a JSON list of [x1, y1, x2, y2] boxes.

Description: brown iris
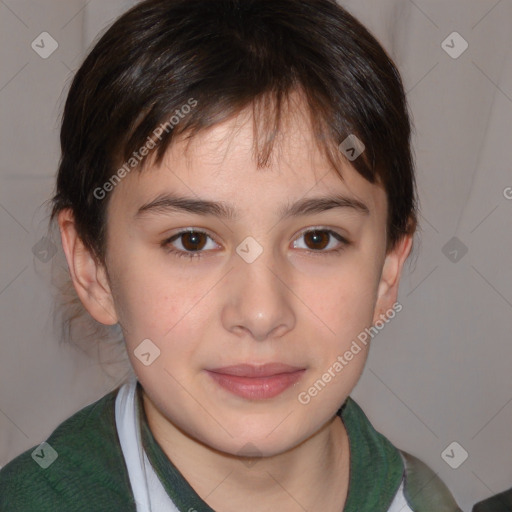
[[180, 231, 208, 251], [303, 230, 330, 250]]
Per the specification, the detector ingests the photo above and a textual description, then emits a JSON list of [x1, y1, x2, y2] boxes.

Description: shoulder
[[340, 398, 462, 511], [397, 450, 462, 512], [0, 386, 136, 512]]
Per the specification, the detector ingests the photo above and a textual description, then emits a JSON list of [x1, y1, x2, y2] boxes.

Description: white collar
[[115, 374, 180, 512]]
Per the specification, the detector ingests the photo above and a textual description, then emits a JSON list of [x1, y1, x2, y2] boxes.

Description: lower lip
[[206, 370, 305, 400]]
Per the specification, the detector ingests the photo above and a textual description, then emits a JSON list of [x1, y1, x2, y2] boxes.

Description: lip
[[206, 363, 306, 400]]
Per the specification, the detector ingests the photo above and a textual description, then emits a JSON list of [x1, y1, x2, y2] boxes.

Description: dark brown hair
[[49, 0, 418, 266]]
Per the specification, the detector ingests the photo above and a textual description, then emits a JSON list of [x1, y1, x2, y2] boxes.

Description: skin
[[58, 97, 412, 512]]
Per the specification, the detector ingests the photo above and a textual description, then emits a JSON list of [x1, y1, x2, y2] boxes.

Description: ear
[[57, 209, 118, 326], [373, 234, 413, 325]]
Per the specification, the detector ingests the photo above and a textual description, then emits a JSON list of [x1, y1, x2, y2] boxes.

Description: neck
[[142, 392, 350, 512]]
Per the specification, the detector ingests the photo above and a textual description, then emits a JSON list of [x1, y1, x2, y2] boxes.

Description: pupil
[[306, 231, 328, 250], [183, 232, 204, 251]]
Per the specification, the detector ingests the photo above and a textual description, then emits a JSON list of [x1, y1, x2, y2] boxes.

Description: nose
[[220, 250, 296, 342]]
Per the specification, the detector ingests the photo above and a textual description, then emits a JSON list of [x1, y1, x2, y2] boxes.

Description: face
[[75, 101, 409, 457]]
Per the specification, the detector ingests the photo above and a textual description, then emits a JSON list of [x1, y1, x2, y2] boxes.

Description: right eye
[[161, 229, 220, 260]]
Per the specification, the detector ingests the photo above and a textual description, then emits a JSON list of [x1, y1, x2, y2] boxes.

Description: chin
[[194, 418, 310, 460]]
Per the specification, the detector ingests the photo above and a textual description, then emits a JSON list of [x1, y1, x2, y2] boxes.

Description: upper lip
[[207, 363, 305, 378]]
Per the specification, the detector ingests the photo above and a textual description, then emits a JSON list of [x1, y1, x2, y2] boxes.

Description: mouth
[[205, 363, 306, 400]]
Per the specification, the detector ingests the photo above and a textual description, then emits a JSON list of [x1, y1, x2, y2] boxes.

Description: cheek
[[300, 257, 380, 343], [109, 256, 216, 365], [108, 256, 182, 341]]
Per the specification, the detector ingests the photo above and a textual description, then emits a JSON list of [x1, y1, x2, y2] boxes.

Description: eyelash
[[161, 228, 351, 261]]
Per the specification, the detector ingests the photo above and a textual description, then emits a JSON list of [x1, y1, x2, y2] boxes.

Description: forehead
[[110, 101, 387, 221]]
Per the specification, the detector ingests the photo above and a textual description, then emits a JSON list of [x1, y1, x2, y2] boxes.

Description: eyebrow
[[134, 192, 370, 220]]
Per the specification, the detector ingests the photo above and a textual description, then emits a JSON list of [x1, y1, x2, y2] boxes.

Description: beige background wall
[[1, 1, 511, 510]]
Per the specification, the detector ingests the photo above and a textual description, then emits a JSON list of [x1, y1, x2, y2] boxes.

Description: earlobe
[[57, 209, 118, 326], [373, 234, 413, 324]]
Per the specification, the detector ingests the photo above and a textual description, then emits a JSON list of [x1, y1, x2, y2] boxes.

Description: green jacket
[[0, 381, 461, 511]]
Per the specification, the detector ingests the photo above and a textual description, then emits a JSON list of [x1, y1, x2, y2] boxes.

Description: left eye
[[292, 229, 348, 252]]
